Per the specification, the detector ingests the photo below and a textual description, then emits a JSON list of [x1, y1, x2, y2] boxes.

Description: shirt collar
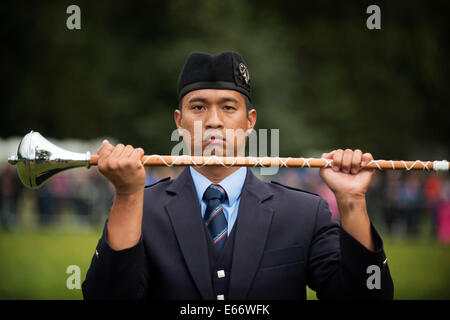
[[189, 166, 247, 205]]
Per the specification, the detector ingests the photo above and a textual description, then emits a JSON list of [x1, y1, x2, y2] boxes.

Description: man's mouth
[[203, 133, 225, 144], [204, 136, 224, 144]]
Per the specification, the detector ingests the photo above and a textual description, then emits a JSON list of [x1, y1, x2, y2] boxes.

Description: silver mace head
[[7, 131, 91, 190]]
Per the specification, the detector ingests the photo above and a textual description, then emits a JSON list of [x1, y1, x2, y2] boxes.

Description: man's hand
[[319, 149, 376, 251], [319, 149, 375, 200], [97, 140, 146, 195], [96, 140, 146, 250]]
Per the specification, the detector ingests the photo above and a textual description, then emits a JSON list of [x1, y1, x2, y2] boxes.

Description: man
[[82, 51, 394, 300]]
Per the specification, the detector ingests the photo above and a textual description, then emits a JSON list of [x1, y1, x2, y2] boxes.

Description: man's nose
[[205, 106, 224, 128]]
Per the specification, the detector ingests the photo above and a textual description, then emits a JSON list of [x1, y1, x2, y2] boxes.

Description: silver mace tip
[[8, 155, 18, 165], [7, 130, 91, 190]]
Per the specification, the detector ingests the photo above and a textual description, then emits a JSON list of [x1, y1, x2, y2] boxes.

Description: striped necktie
[[203, 184, 228, 252]]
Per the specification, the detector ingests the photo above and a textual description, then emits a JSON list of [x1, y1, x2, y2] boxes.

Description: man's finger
[[121, 145, 135, 158], [97, 139, 107, 155], [341, 149, 353, 174], [361, 152, 374, 167], [108, 144, 125, 160], [322, 150, 337, 159], [361, 152, 372, 166], [130, 148, 144, 160], [351, 149, 362, 174], [333, 149, 344, 171], [130, 148, 145, 169], [97, 140, 114, 158]]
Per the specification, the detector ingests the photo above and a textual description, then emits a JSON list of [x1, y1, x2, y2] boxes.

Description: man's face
[[174, 89, 256, 157]]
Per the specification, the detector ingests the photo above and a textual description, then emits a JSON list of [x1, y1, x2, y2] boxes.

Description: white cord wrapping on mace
[[122, 155, 450, 171]]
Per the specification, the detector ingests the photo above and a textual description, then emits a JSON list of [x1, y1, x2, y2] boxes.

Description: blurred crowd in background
[[275, 168, 450, 244], [1, 163, 449, 244]]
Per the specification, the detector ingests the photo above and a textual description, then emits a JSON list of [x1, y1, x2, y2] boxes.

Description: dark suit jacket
[[82, 167, 393, 300]]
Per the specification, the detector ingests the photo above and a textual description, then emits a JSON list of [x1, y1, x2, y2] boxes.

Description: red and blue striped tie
[[203, 184, 228, 252]]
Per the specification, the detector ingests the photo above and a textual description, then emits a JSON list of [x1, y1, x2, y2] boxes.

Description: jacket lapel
[[228, 169, 274, 300], [164, 168, 215, 300]]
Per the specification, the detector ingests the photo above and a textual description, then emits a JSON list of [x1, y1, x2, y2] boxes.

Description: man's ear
[[174, 108, 183, 134], [246, 109, 257, 134]]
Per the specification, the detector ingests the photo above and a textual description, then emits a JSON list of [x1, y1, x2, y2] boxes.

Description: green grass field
[[0, 227, 449, 300]]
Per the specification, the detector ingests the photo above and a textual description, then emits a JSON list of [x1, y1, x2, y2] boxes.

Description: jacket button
[[217, 270, 225, 278], [217, 294, 225, 300]]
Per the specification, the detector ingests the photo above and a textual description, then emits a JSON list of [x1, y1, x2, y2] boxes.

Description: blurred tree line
[[1, 0, 449, 160]]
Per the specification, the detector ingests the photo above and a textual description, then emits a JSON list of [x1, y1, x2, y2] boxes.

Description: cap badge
[[239, 62, 250, 84]]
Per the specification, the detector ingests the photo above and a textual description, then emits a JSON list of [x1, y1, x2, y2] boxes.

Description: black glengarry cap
[[178, 51, 251, 103]]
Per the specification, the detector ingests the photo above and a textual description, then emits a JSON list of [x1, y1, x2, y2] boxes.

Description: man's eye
[[224, 106, 235, 110], [192, 105, 204, 110]]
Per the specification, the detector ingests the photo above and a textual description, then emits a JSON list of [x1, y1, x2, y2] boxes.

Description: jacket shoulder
[[144, 176, 171, 189], [270, 180, 320, 198]]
